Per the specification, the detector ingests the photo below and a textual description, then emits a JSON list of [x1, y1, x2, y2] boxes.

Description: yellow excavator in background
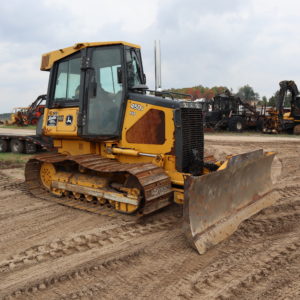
[[263, 80, 300, 134], [25, 41, 278, 254]]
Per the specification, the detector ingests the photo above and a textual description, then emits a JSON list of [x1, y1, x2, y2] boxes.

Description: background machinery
[[204, 90, 263, 132], [25, 94, 46, 125], [263, 80, 300, 134], [25, 41, 278, 254], [8, 107, 29, 126], [6, 95, 46, 126]]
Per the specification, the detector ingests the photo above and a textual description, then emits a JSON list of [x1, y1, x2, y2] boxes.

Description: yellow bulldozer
[[25, 41, 278, 254]]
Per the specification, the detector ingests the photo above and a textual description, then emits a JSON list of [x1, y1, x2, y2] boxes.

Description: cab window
[[126, 49, 143, 88], [53, 55, 81, 102], [99, 66, 122, 94]]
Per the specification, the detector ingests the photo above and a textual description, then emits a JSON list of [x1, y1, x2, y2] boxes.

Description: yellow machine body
[[42, 97, 185, 188]]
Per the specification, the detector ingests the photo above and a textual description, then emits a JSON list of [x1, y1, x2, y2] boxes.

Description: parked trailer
[[0, 134, 52, 154]]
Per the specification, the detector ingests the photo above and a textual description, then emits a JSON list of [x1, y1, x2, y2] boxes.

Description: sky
[[1, 0, 300, 112]]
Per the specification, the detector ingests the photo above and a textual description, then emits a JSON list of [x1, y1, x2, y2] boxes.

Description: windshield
[[85, 46, 123, 136]]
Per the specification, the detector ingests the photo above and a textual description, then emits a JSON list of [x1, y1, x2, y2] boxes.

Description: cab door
[[80, 45, 125, 139]]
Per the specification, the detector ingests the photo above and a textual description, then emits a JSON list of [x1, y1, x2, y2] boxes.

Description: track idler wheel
[[40, 163, 56, 190], [40, 162, 63, 196]]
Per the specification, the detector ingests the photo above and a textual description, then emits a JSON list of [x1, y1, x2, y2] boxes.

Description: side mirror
[[117, 67, 122, 84], [143, 73, 146, 84]]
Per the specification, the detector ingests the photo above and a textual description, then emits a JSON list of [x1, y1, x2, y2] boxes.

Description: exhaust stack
[[154, 40, 162, 91]]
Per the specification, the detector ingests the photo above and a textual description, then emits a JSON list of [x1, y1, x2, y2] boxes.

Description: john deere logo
[[65, 115, 73, 126]]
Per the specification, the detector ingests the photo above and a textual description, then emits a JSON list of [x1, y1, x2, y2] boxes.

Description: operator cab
[[42, 42, 147, 139]]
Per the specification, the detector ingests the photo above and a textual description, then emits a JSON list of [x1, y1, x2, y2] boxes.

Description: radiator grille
[[175, 106, 204, 175]]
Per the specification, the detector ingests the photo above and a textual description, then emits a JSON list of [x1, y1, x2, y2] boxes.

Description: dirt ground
[[0, 128, 36, 136], [0, 135, 300, 300]]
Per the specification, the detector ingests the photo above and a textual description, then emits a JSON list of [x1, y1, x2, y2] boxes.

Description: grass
[[0, 124, 36, 130], [0, 153, 32, 165]]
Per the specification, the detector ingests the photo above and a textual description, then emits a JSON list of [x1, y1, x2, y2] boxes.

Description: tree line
[[169, 84, 290, 107]]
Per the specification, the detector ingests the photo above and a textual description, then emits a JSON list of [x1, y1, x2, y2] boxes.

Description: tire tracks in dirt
[[0, 215, 180, 299], [186, 233, 300, 300], [161, 219, 300, 300]]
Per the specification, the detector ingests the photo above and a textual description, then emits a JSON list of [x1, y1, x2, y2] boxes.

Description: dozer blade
[[183, 149, 279, 254]]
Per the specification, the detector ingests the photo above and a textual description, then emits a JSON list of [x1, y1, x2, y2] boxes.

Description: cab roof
[[40, 41, 141, 71]]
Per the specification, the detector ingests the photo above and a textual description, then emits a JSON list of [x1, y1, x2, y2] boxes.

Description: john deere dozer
[[25, 42, 278, 254]]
